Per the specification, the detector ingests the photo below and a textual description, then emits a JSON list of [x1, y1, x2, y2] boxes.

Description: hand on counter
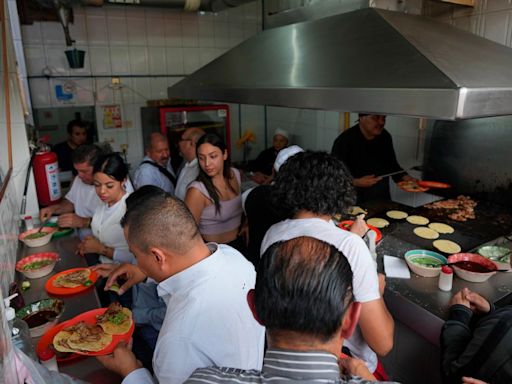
[[58, 213, 90, 229], [101, 263, 147, 295], [97, 341, 142, 378], [451, 288, 491, 314], [77, 235, 104, 256], [339, 356, 376, 381], [353, 175, 381, 188]]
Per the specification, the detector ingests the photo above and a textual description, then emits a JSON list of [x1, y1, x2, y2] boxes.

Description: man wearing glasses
[[175, 127, 205, 200], [332, 114, 415, 203]]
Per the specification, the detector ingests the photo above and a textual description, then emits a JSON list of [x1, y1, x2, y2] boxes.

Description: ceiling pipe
[[102, 0, 257, 12]]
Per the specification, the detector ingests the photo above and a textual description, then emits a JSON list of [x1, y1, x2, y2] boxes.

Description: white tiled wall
[[22, 2, 263, 165]]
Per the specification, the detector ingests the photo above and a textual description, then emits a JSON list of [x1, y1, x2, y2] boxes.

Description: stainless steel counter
[[379, 234, 512, 346], [17, 234, 122, 383]]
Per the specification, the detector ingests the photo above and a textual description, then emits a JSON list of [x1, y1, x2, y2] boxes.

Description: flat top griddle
[[363, 199, 512, 254]]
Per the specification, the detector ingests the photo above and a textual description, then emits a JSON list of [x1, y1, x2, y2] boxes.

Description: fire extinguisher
[[33, 148, 61, 207]]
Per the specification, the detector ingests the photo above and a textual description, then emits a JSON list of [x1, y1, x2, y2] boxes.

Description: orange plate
[[37, 307, 135, 361], [338, 221, 382, 243], [397, 181, 429, 193], [45, 268, 98, 296], [417, 180, 451, 189]]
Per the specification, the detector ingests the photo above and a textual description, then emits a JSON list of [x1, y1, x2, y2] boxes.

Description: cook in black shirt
[[331, 114, 415, 203], [53, 119, 88, 173]]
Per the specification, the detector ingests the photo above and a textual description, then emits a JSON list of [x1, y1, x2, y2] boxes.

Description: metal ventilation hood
[[168, 8, 512, 120]]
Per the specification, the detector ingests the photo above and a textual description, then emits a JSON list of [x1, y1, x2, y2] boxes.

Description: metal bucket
[[65, 49, 85, 69]]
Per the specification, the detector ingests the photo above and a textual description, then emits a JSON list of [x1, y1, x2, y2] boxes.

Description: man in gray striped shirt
[[186, 237, 398, 384]]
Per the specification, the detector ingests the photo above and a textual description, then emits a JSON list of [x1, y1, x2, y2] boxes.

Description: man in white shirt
[[40, 145, 102, 237], [134, 133, 176, 194], [175, 127, 205, 200], [97, 192, 265, 384]]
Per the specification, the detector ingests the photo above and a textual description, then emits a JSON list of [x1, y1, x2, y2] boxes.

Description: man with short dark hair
[[186, 237, 397, 383], [53, 119, 88, 173], [331, 114, 415, 203], [134, 132, 176, 194], [40, 144, 102, 234], [175, 127, 205, 200], [97, 192, 264, 384]]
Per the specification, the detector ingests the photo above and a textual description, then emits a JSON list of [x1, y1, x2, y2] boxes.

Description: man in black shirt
[[53, 120, 88, 173], [332, 114, 414, 203]]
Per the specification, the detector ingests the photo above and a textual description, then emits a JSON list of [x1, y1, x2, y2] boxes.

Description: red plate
[[397, 181, 429, 193], [45, 268, 98, 296], [338, 220, 382, 243], [36, 307, 135, 361], [417, 180, 451, 189]]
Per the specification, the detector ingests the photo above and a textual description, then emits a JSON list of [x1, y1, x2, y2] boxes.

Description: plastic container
[[438, 266, 453, 292], [5, 294, 37, 360], [39, 347, 59, 372]]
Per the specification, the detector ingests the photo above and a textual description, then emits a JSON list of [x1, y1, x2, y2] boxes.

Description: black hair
[[93, 153, 128, 182], [67, 119, 86, 135], [195, 133, 235, 213], [255, 237, 353, 342], [72, 144, 103, 166], [121, 191, 200, 254], [271, 150, 356, 216]]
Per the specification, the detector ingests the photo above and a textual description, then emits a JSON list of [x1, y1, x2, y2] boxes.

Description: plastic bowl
[[19, 227, 55, 248], [404, 250, 448, 277], [15, 299, 64, 338], [477, 246, 511, 271], [448, 253, 497, 283], [16, 252, 59, 279]]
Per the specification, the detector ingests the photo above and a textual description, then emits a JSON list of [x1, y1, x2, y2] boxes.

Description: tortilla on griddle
[[53, 269, 91, 288], [96, 302, 133, 335]]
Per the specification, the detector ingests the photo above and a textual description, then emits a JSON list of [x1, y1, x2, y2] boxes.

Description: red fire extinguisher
[[33, 149, 61, 207]]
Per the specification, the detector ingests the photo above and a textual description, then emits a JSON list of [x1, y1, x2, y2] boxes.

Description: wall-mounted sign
[[102, 105, 123, 129]]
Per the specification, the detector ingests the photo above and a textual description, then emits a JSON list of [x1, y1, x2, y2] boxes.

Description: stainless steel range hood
[[168, 8, 512, 120]]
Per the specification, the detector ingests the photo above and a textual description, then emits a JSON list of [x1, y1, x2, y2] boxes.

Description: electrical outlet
[[111, 77, 121, 85], [120, 144, 129, 153]]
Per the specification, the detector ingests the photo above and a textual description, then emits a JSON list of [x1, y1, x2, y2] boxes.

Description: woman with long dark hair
[[185, 133, 245, 252], [77, 153, 135, 265]]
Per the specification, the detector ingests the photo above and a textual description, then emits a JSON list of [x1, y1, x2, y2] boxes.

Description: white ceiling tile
[[23, 45, 46, 76], [181, 20, 199, 47], [110, 46, 131, 75], [86, 14, 108, 45], [129, 46, 149, 74], [29, 79, 51, 108], [148, 47, 167, 74], [166, 47, 184, 74], [89, 46, 112, 75], [149, 77, 168, 99], [198, 20, 215, 47], [107, 16, 128, 45], [127, 17, 147, 45], [146, 18, 166, 46], [69, 14, 88, 45], [165, 21, 183, 47], [21, 23, 42, 45], [42, 22, 66, 45], [45, 46, 70, 76], [182, 47, 200, 74], [214, 21, 229, 48]]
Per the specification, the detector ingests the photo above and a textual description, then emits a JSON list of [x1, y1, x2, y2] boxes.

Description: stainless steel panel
[[169, 8, 512, 120]]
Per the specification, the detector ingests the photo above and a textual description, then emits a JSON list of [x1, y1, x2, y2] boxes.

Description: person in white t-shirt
[[40, 145, 103, 237], [175, 127, 205, 200], [261, 151, 394, 378]]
